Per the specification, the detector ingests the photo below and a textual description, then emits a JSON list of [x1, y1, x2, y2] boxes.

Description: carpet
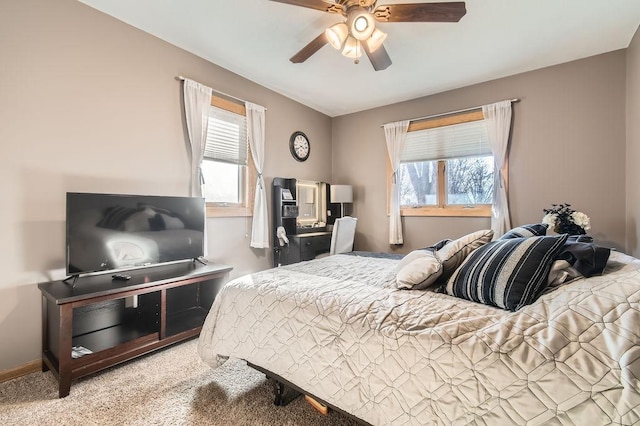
[[0, 339, 359, 425]]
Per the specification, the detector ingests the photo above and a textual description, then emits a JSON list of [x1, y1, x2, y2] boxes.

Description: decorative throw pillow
[[499, 223, 548, 239], [396, 251, 443, 290], [444, 234, 569, 311], [554, 237, 611, 278], [436, 229, 494, 282], [546, 236, 610, 288], [396, 249, 432, 271]]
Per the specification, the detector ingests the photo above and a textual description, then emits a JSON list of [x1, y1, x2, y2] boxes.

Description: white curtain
[[246, 102, 269, 248], [183, 79, 212, 256], [183, 79, 213, 197], [384, 120, 410, 245], [482, 100, 512, 238]]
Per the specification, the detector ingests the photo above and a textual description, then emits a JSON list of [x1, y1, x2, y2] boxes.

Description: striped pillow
[[436, 229, 494, 282], [444, 234, 568, 311], [499, 223, 548, 239]]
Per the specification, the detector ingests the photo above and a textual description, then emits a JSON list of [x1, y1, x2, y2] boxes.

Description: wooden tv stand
[[38, 261, 232, 397]]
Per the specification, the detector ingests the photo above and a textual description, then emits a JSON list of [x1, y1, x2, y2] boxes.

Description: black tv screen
[[66, 192, 205, 275]]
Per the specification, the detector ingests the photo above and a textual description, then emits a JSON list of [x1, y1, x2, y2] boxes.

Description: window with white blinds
[[390, 110, 498, 217], [201, 100, 253, 211], [401, 119, 490, 163], [204, 105, 248, 166]]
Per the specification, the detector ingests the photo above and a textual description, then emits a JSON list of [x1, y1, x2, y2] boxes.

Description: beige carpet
[[0, 339, 358, 425]]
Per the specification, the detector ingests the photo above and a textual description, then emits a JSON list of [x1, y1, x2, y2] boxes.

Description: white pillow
[[396, 249, 432, 272], [396, 251, 443, 290], [436, 229, 494, 280]]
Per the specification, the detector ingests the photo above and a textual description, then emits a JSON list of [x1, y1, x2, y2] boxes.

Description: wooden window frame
[[386, 110, 508, 218], [205, 96, 256, 218]]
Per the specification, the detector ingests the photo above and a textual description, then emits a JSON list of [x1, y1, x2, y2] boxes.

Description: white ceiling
[[79, 0, 640, 117]]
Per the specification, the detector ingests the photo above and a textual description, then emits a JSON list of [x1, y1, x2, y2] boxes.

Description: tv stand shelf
[[38, 261, 232, 397]]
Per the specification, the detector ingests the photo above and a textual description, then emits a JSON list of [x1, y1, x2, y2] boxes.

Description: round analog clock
[[289, 131, 310, 162]]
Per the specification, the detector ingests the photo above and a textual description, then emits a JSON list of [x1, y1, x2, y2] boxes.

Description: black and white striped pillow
[[499, 223, 548, 239], [444, 234, 568, 311]]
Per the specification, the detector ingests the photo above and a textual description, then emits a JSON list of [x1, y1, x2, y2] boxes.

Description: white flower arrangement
[[542, 203, 590, 235]]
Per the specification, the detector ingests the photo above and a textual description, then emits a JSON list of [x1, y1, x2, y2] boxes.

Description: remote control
[[112, 274, 131, 281]]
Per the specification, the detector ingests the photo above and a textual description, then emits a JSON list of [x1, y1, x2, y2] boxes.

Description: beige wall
[[0, 0, 635, 372], [0, 0, 331, 370], [626, 25, 640, 256], [333, 51, 628, 254]]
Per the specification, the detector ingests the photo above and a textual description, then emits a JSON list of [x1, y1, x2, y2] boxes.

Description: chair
[[329, 216, 357, 255]]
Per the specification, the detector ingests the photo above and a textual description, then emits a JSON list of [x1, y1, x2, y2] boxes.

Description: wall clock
[[289, 131, 310, 162]]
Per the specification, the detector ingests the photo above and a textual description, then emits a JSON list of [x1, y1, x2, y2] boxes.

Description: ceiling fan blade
[[269, 0, 344, 14], [362, 42, 392, 71], [373, 2, 466, 22], [290, 32, 329, 63]]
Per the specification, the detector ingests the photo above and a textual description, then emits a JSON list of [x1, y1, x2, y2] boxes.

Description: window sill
[[400, 205, 491, 217], [206, 205, 252, 218]]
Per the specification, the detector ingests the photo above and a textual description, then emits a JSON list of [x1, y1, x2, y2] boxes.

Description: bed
[[197, 227, 640, 425]]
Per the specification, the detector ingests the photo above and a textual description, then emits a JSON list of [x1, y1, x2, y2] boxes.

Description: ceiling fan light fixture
[[366, 27, 387, 52], [341, 36, 362, 59], [347, 8, 375, 41], [326, 23, 348, 50], [354, 16, 368, 32]]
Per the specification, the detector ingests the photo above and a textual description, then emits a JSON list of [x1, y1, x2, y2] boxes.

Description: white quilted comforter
[[198, 252, 640, 425]]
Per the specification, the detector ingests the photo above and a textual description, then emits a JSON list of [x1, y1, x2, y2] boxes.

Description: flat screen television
[[66, 192, 205, 276]]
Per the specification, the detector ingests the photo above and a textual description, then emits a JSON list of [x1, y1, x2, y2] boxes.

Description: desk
[[278, 231, 332, 266]]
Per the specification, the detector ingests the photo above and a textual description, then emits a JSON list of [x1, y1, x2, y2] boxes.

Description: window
[[389, 110, 501, 217], [202, 97, 255, 217]]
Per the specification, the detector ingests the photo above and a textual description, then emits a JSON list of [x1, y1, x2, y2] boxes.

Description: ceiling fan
[[269, 0, 466, 71]]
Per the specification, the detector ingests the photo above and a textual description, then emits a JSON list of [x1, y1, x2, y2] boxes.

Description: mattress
[[198, 251, 640, 425]]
